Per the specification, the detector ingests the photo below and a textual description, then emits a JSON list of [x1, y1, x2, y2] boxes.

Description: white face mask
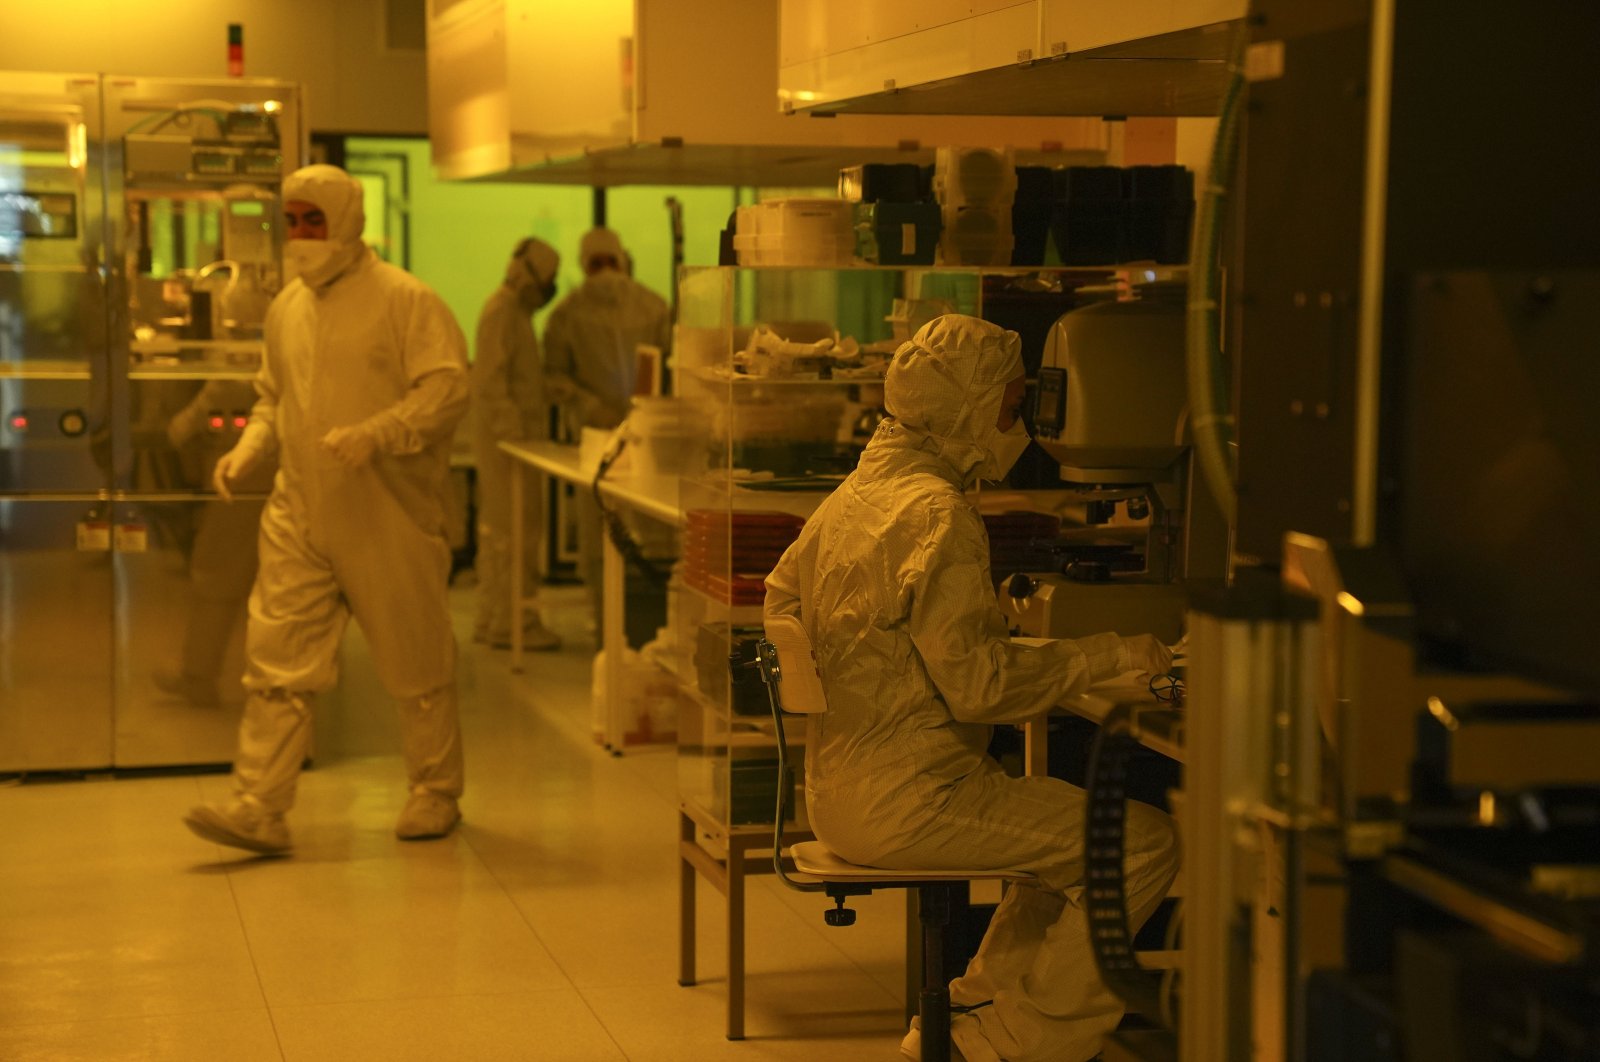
[[981, 419, 1031, 481], [284, 238, 338, 285]]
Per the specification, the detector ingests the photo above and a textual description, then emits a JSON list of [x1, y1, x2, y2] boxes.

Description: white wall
[[0, 0, 427, 134]]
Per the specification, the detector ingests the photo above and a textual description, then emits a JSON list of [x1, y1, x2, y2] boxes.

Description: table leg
[[602, 529, 626, 751], [510, 460, 525, 673], [679, 810, 697, 987]]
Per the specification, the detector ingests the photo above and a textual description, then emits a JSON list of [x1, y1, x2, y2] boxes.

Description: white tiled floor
[[0, 584, 911, 1061]]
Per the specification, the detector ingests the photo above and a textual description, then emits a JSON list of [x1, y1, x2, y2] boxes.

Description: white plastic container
[[627, 396, 705, 476], [733, 197, 855, 266], [933, 146, 1018, 209]]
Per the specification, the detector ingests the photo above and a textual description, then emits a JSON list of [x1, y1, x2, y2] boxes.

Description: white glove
[[320, 425, 378, 468], [212, 446, 253, 502], [1122, 634, 1174, 676]]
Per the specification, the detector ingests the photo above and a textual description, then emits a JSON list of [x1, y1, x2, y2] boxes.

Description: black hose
[[1084, 705, 1169, 1023], [591, 435, 669, 584]]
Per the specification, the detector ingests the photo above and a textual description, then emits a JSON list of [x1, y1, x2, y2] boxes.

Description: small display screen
[[0, 190, 77, 238], [1034, 367, 1067, 436]]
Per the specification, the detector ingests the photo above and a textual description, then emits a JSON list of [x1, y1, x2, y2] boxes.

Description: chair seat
[[790, 841, 1035, 884]]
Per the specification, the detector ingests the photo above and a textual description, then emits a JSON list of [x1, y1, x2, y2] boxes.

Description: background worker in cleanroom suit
[[183, 164, 471, 856], [471, 237, 562, 651], [542, 227, 671, 629], [764, 315, 1179, 1062]]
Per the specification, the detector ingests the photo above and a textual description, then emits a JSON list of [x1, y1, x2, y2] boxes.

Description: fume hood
[[426, 0, 1106, 187]]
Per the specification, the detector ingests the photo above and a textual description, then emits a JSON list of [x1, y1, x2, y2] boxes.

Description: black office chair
[[758, 614, 1034, 1062]]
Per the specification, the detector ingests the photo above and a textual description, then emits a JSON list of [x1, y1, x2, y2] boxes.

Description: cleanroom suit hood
[[281, 163, 370, 291], [542, 229, 670, 430], [882, 313, 1023, 489], [504, 236, 560, 310], [765, 313, 1178, 1062]]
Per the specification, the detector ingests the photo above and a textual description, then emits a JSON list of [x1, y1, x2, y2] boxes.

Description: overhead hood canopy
[[778, 1, 1243, 119], [427, 0, 1106, 187]]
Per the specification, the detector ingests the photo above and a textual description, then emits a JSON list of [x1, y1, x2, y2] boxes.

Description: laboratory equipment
[[999, 280, 1229, 645], [0, 71, 303, 772], [1122, 4, 1600, 1061]]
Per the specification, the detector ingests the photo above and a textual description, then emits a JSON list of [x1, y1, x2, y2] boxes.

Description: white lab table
[[499, 439, 684, 753]]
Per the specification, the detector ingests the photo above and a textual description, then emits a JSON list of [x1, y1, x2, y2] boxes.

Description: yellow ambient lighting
[[1335, 591, 1365, 616], [1425, 696, 1459, 732]]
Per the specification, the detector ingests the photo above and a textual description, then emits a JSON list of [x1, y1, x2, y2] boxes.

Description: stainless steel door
[[111, 491, 261, 768], [0, 72, 115, 771]]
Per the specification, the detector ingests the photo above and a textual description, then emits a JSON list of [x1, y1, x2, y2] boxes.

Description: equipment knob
[[58, 410, 87, 437], [1006, 572, 1036, 600]]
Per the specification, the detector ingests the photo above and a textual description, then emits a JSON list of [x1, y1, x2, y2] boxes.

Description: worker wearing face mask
[[541, 227, 671, 630], [184, 163, 471, 855], [765, 315, 1178, 1062], [471, 237, 563, 651]]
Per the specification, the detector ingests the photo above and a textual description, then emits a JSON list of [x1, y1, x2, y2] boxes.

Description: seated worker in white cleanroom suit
[[541, 227, 671, 631], [183, 164, 471, 855], [471, 237, 563, 651], [764, 315, 1179, 1062]]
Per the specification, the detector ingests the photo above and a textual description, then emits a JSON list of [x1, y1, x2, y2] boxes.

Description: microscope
[[999, 281, 1228, 644]]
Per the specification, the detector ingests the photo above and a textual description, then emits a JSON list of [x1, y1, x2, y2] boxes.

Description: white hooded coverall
[[764, 315, 1178, 1062], [226, 164, 471, 814], [471, 237, 559, 644], [541, 228, 671, 621]]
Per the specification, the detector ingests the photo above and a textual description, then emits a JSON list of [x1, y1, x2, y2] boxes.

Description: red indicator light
[[8, 414, 26, 431], [209, 415, 226, 430], [232, 415, 249, 429]]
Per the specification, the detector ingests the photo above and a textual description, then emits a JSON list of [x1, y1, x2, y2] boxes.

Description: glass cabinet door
[[101, 76, 298, 767]]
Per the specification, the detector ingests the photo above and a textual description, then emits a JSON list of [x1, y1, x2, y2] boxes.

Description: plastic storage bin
[[733, 198, 855, 267]]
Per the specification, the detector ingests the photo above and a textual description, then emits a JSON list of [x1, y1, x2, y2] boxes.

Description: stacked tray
[[684, 509, 806, 606]]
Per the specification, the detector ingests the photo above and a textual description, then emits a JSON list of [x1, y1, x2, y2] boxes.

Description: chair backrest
[[763, 614, 828, 715]]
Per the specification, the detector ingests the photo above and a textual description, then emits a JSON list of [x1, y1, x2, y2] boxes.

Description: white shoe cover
[[395, 788, 461, 840], [183, 797, 290, 855]]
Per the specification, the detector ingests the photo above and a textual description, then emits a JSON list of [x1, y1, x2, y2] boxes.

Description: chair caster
[[824, 895, 857, 926]]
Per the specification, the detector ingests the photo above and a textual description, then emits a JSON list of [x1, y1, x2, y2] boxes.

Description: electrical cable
[[1184, 23, 1249, 525], [590, 432, 669, 585], [760, 640, 825, 894]]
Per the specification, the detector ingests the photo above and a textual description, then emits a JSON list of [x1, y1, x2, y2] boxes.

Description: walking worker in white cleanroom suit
[[183, 164, 471, 856], [764, 315, 1179, 1062], [542, 227, 671, 628], [471, 237, 562, 651]]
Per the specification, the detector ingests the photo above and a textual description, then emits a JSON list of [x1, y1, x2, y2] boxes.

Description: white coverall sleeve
[[234, 344, 282, 462], [764, 541, 804, 625], [354, 289, 471, 455], [472, 296, 522, 441], [906, 503, 1128, 725]]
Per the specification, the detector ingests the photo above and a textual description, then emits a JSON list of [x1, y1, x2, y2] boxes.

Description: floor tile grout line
[[221, 862, 292, 1061]]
